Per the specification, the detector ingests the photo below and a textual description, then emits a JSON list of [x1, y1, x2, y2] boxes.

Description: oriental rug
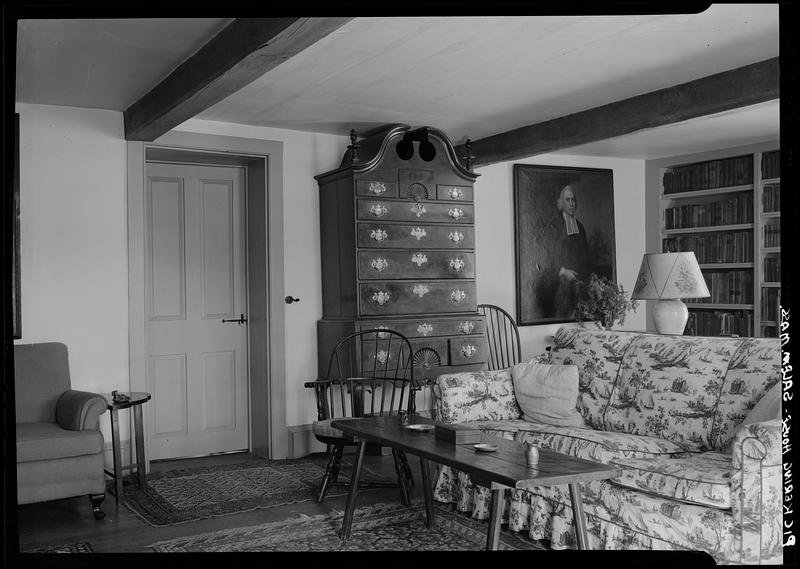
[[24, 542, 93, 553], [149, 502, 545, 552], [112, 454, 392, 527]]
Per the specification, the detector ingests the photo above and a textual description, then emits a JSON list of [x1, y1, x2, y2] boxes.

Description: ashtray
[[404, 424, 434, 432], [473, 443, 498, 453]]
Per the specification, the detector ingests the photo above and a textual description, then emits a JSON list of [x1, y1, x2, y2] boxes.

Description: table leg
[[339, 440, 367, 540], [419, 457, 435, 528], [486, 487, 505, 551], [569, 482, 589, 550], [133, 404, 147, 488], [110, 408, 123, 504]]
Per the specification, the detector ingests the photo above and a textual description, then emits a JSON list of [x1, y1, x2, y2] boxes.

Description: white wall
[[473, 154, 647, 359], [14, 103, 129, 451]]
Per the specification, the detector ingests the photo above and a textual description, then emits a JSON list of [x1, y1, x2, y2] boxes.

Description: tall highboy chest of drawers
[[315, 124, 487, 385]]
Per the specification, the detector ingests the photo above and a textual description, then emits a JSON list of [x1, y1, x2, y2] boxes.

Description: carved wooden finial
[[462, 138, 475, 170], [348, 128, 360, 164]]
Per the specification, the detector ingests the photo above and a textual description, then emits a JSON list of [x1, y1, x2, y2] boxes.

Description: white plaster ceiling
[[15, 6, 780, 160], [15, 18, 232, 110]]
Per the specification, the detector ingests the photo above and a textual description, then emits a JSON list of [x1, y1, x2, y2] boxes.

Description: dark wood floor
[[13, 450, 428, 554]]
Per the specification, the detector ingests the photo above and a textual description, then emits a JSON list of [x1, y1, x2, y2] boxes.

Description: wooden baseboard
[[287, 424, 327, 458]]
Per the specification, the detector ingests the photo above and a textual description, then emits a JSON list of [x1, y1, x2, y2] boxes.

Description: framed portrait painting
[[513, 164, 617, 326]]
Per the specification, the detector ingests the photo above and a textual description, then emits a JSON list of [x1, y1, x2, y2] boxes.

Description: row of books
[[685, 309, 752, 337], [662, 231, 753, 263], [761, 288, 781, 322], [763, 220, 780, 248], [764, 257, 780, 282], [762, 183, 780, 213], [663, 155, 754, 194], [761, 150, 780, 180], [664, 195, 754, 229], [692, 270, 754, 305]]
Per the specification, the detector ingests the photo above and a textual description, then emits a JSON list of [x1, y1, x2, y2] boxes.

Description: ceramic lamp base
[[652, 299, 689, 335]]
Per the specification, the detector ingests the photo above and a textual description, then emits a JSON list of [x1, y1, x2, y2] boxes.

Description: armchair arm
[[55, 390, 108, 431], [730, 419, 783, 565]]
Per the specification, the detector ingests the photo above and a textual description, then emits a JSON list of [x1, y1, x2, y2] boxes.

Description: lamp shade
[[631, 252, 710, 300]]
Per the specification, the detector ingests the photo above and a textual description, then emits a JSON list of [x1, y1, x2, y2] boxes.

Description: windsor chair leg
[[318, 444, 344, 502]]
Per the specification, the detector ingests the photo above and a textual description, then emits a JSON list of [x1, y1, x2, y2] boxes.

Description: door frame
[[126, 131, 287, 460]]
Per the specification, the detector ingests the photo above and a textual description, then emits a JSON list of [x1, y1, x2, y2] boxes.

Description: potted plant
[[574, 273, 638, 329]]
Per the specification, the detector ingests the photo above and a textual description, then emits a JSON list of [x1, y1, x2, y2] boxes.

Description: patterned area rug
[[149, 502, 545, 552], [24, 543, 93, 553], [112, 454, 393, 527]]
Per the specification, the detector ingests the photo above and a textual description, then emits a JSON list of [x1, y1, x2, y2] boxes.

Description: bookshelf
[[757, 149, 781, 338], [660, 150, 780, 337]]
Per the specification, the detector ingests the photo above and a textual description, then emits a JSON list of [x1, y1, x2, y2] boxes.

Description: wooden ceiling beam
[[124, 17, 353, 141], [459, 57, 779, 168]]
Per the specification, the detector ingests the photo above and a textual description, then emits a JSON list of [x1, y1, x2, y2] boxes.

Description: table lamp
[[631, 252, 710, 335]]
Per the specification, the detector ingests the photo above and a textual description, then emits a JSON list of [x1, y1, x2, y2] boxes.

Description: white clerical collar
[[563, 212, 579, 235]]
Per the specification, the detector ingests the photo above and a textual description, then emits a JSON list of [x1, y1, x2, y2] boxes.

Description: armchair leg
[[88, 493, 106, 520], [318, 444, 344, 502]]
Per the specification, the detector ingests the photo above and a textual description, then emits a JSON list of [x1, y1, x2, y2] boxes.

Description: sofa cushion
[[510, 360, 584, 427], [434, 369, 521, 423], [549, 327, 637, 429], [603, 335, 735, 451], [610, 451, 732, 509], [16, 422, 103, 462], [512, 420, 699, 464], [709, 338, 781, 450]]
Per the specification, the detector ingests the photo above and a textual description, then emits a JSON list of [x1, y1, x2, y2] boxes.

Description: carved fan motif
[[412, 347, 441, 370], [406, 182, 428, 201]]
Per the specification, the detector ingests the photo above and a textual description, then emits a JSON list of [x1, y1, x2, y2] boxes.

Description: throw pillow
[[743, 382, 781, 425], [434, 369, 521, 423], [511, 360, 585, 427]]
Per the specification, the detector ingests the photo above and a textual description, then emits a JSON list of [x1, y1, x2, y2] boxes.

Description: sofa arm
[[55, 390, 108, 431], [730, 418, 783, 565]]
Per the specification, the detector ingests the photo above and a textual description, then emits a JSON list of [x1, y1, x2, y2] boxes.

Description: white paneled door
[[145, 162, 249, 460]]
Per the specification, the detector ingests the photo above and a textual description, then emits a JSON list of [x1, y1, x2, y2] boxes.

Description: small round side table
[[102, 391, 151, 504]]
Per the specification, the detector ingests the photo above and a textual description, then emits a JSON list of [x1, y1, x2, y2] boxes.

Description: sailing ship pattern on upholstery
[[433, 370, 521, 423], [709, 338, 782, 450], [603, 336, 732, 451], [550, 328, 636, 429]]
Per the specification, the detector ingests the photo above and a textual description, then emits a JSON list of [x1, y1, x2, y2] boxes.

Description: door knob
[[285, 296, 300, 304], [222, 314, 248, 325]]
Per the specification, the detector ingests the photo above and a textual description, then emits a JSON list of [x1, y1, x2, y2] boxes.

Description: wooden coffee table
[[331, 415, 619, 550]]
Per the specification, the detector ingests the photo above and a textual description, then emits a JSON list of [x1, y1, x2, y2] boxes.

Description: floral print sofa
[[430, 327, 783, 565]]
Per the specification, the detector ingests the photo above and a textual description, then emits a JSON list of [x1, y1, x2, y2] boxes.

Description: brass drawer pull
[[449, 231, 464, 244], [417, 323, 434, 336], [370, 204, 388, 217], [448, 208, 464, 220], [372, 291, 392, 306], [410, 227, 427, 240], [371, 258, 389, 272], [411, 253, 428, 267], [411, 203, 427, 218], [458, 321, 475, 334], [369, 182, 387, 196], [449, 258, 465, 272], [461, 344, 477, 358], [370, 228, 388, 242], [447, 187, 464, 200], [450, 289, 467, 303]]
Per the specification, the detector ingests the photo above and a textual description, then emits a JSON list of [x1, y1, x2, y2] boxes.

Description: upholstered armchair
[[14, 342, 109, 519]]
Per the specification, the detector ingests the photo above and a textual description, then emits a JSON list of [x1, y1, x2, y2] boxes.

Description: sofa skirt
[[433, 464, 741, 564], [17, 453, 106, 504]]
